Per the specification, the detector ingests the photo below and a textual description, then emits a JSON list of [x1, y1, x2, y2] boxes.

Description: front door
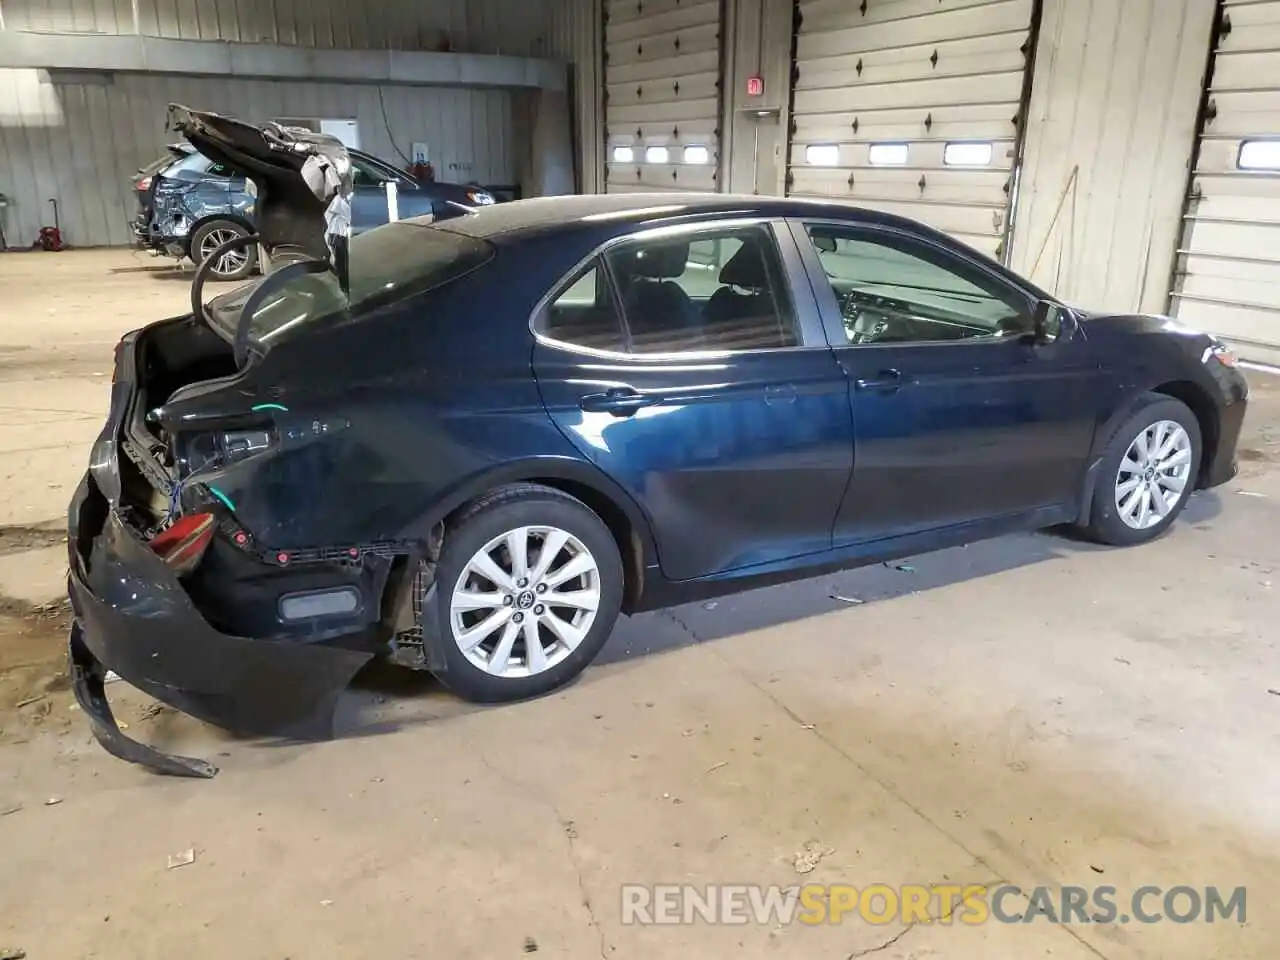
[[791, 220, 1103, 544], [349, 155, 426, 233], [532, 220, 853, 581]]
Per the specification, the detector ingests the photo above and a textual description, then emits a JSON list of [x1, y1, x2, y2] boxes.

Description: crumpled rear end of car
[[66, 319, 398, 777]]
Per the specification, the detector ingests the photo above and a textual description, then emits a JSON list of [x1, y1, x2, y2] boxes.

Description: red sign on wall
[[746, 75, 764, 97]]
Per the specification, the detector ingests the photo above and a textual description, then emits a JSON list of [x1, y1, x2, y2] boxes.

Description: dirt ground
[[2, 249, 1280, 959]]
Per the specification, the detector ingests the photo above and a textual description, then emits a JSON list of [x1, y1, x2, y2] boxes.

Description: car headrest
[[718, 238, 768, 289], [624, 241, 690, 280]]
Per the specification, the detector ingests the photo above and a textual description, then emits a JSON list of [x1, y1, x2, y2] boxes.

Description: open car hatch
[[167, 103, 351, 277]]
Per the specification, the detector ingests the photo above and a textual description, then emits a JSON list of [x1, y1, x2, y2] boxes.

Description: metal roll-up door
[[787, 0, 1036, 258], [604, 0, 723, 193], [1171, 0, 1280, 365]]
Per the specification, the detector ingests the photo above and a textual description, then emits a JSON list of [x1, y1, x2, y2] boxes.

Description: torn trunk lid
[[166, 103, 351, 276]]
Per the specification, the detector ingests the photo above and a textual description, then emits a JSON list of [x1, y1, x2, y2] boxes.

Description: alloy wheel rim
[[200, 228, 249, 276], [449, 525, 601, 678], [1115, 419, 1193, 530]]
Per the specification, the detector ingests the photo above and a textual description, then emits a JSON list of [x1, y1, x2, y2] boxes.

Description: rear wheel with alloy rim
[[427, 485, 623, 702], [1083, 395, 1202, 546], [190, 219, 257, 281]]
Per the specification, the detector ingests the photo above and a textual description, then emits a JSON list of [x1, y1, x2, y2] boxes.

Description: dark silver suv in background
[[132, 146, 497, 280]]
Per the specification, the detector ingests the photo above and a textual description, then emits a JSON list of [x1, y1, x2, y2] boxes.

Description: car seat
[[704, 238, 768, 327], [618, 241, 699, 339]]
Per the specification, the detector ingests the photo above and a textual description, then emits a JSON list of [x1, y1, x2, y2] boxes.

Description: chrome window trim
[[527, 217, 831, 361]]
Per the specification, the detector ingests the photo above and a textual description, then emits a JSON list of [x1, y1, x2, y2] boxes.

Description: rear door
[[791, 219, 1102, 544], [532, 219, 853, 581]]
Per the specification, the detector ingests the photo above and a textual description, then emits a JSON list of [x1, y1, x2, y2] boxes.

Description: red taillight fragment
[[138, 176, 152, 191], [150, 512, 216, 576]]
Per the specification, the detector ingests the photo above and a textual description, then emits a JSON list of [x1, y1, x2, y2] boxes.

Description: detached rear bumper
[[67, 476, 379, 777]]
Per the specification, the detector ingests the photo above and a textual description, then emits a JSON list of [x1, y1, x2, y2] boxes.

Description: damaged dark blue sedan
[[68, 129, 1249, 776]]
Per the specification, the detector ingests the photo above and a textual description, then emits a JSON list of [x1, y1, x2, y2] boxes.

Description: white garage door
[[787, 0, 1036, 259], [603, 0, 722, 193], [1171, 0, 1280, 365]]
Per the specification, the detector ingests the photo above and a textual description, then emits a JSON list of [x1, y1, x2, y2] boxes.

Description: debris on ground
[[705, 761, 728, 775], [1090, 865, 1105, 874], [1114, 657, 1131, 666], [137, 703, 168, 721], [792, 840, 835, 875], [1, 804, 21, 817], [701, 601, 718, 610], [830, 593, 864, 605], [14, 695, 44, 708], [564, 821, 578, 840], [1237, 491, 1267, 498], [44, 797, 61, 807], [0, 947, 27, 959], [320, 899, 334, 907], [523, 935, 539, 953], [1267, 689, 1280, 697], [883, 561, 916, 573], [166, 848, 196, 870]]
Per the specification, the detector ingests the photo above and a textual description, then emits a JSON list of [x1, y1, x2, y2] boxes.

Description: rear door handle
[[580, 387, 661, 417], [854, 368, 904, 392]]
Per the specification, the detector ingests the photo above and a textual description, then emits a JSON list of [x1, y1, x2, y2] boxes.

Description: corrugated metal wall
[[545, 0, 604, 192], [1007, 0, 1217, 313], [0, 70, 516, 247], [0, 0, 563, 57]]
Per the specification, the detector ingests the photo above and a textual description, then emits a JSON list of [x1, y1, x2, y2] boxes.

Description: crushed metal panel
[[1172, 0, 1280, 364], [787, 0, 1034, 256], [604, 0, 723, 194]]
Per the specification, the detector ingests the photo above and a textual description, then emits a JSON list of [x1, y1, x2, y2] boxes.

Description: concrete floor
[[2, 249, 1279, 959]]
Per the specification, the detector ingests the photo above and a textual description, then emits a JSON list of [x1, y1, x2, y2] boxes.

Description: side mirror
[[812, 234, 837, 254], [1032, 299, 1073, 344]]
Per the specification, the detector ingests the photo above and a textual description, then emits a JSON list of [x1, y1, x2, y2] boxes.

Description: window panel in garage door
[[1171, 0, 1280, 365], [604, 0, 723, 193], [787, 0, 1036, 258]]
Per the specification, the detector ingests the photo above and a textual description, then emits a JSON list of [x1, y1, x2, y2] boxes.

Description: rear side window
[[544, 264, 628, 353], [605, 224, 797, 353], [164, 152, 235, 181], [538, 224, 799, 355]]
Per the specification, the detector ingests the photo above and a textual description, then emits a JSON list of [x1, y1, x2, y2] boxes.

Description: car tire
[[189, 219, 257, 282], [1082, 394, 1202, 546], [426, 484, 624, 704]]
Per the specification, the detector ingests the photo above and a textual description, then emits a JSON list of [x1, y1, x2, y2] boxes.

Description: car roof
[[437, 192, 931, 241]]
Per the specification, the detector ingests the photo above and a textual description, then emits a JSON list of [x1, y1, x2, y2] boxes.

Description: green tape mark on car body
[[208, 486, 236, 512], [251, 403, 289, 413]]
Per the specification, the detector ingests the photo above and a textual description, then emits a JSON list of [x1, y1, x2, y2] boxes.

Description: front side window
[[351, 155, 414, 188], [604, 224, 798, 353], [805, 225, 1030, 345]]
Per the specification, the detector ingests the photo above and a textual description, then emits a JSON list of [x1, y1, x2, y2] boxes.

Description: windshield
[[205, 222, 493, 350]]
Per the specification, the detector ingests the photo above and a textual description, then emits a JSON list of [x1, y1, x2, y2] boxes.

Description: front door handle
[[580, 387, 661, 417], [854, 368, 904, 392]]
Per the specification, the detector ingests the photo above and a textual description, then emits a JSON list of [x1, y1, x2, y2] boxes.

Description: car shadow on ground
[[326, 490, 1224, 742]]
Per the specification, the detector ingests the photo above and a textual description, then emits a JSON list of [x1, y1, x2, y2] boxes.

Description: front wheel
[[1082, 394, 1202, 546], [425, 484, 624, 703]]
